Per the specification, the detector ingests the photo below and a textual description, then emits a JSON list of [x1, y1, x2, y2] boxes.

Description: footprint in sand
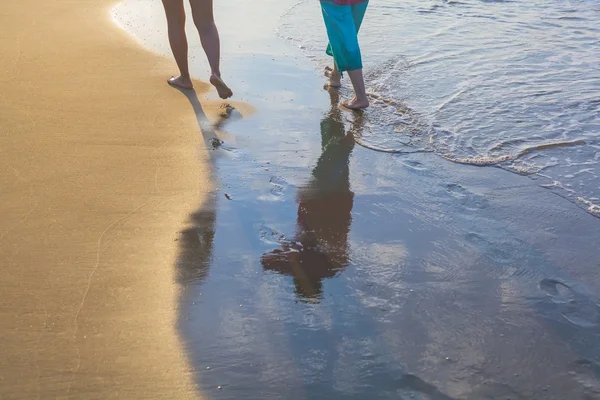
[[259, 225, 287, 246], [540, 279, 574, 303], [540, 279, 600, 328], [216, 103, 243, 125], [446, 183, 488, 211], [269, 176, 288, 199], [257, 176, 289, 202]]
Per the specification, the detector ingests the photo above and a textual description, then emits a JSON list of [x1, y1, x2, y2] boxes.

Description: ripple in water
[[278, 0, 600, 217]]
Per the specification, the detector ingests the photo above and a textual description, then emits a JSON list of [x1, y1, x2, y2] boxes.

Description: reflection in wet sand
[[172, 88, 461, 399], [173, 87, 231, 287], [177, 200, 217, 286], [170, 88, 600, 400], [261, 90, 358, 301], [167, 79, 600, 400]]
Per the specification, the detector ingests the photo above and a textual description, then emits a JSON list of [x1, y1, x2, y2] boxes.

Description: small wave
[[577, 197, 600, 217], [276, 0, 600, 219], [350, 92, 433, 154], [515, 139, 587, 158], [441, 140, 587, 166], [352, 139, 432, 154], [507, 162, 543, 175], [444, 154, 513, 166], [556, 16, 587, 21]]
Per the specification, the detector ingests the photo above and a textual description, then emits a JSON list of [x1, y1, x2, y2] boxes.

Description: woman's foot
[[167, 75, 193, 89], [210, 73, 233, 99], [324, 66, 342, 87], [342, 96, 369, 110]]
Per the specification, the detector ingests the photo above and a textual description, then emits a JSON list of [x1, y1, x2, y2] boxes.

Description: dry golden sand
[[0, 0, 246, 398]]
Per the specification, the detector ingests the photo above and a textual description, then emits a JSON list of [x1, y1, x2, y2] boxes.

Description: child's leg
[[324, 42, 337, 82], [345, 69, 368, 109], [344, 2, 369, 109], [321, 2, 369, 109], [324, 26, 341, 87], [325, 63, 342, 87], [321, 4, 356, 77]]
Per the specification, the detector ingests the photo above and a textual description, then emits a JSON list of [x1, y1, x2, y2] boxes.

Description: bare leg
[[324, 64, 342, 87], [162, 0, 193, 89], [343, 68, 369, 110], [189, 0, 233, 99]]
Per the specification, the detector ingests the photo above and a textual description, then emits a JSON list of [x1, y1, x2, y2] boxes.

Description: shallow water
[[278, 0, 600, 216], [178, 87, 600, 399], [113, 0, 600, 398]]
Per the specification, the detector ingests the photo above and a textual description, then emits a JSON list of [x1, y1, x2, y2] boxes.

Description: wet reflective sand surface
[[176, 86, 600, 398], [2, 0, 599, 398], [119, 0, 600, 398]]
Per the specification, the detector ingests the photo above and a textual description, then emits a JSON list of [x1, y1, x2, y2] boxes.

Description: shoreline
[[2, 0, 599, 398]]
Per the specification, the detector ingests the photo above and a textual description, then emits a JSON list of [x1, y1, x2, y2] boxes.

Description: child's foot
[[342, 96, 369, 110], [167, 75, 193, 89], [324, 66, 341, 87], [210, 73, 233, 99]]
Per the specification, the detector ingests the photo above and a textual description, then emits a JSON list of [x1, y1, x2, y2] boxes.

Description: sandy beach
[[2, 0, 600, 398], [0, 0, 234, 398]]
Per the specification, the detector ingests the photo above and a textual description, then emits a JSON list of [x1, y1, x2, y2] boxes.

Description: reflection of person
[[161, 0, 232, 98], [173, 87, 229, 285], [262, 90, 363, 300], [321, 0, 369, 110], [176, 202, 216, 285]]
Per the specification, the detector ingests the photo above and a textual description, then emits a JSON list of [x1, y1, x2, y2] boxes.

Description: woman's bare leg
[[162, 0, 193, 89], [189, 0, 232, 98], [344, 69, 369, 110]]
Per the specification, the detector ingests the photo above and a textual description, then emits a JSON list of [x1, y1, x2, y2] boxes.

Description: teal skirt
[[320, 1, 369, 73]]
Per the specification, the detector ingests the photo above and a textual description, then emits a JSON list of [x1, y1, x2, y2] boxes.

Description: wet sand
[[0, 0, 231, 398], [3, 0, 600, 398], [175, 98, 600, 399], [114, 0, 600, 399]]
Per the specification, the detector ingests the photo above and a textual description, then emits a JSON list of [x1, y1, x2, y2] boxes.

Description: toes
[[167, 76, 193, 89], [217, 87, 233, 99], [210, 75, 233, 98]]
